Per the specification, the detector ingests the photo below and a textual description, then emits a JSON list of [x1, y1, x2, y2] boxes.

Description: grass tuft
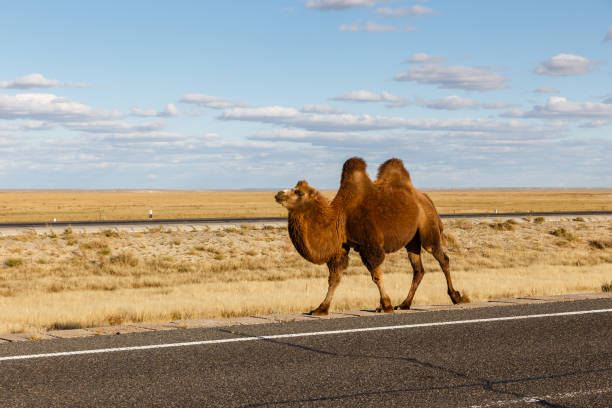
[[489, 220, 517, 231], [4, 258, 23, 267], [549, 228, 577, 241], [49, 321, 83, 331], [588, 239, 612, 250], [110, 252, 139, 267], [102, 229, 120, 238]]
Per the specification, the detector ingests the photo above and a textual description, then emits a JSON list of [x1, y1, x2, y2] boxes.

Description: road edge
[[1, 292, 610, 343]]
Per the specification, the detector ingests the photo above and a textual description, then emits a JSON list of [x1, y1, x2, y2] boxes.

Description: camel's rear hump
[[376, 158, 413, 188]]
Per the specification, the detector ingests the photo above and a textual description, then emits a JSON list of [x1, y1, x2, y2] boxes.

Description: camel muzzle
[[275, 191, 287, 204]]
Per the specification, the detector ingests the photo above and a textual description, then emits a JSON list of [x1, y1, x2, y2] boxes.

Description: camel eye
[[295, 190, 304, 197]]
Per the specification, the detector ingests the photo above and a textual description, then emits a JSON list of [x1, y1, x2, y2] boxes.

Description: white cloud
[[533, 86, 559, 94], [404, 52, 446, 64], [131, 103, 180, 118], [418, 96, 515, 111], [300, 104, 346, 114], [220, 104, 543, 134], [306, 0, 384, 10], [332, 90, 385, 101], [482, 102, 517, 109], [535, 53, 597, 76], [373, 5, 435, 17], [130, 107, 157, 117], [179, 94, 247, 109], [0, 121, 55, 132], [0, 93, 117, 122], [339, 20, 415, 32], [394, 64, 509, 91], [249, 127, 398, 147], [162, 103, 180, 117], [0, 73, 88, 89], [604, 27, 612, 42], [579, 120, 610, 128], [501, 96, 612, 123], [64, 120, 166, 134], [331, 90, 410, 107], [421, 95, 481, 110]]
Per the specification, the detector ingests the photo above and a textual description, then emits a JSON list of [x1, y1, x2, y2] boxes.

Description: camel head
[[275, 180, 320, 211]]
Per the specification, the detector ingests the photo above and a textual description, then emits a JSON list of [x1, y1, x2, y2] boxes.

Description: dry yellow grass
[[1, 217, 611, 334], [0, 189, 611, 222]]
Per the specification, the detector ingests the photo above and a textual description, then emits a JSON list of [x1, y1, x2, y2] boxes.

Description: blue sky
[[1, 0, 611, 189]]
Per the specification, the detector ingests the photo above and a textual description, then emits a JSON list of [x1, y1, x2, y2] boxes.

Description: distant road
[[0, 299, 610, 407], [1, 210, 611, 229]]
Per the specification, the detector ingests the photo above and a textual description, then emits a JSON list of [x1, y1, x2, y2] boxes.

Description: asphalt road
[[0, 299, 610, 407], [1, 210, 611, 229]]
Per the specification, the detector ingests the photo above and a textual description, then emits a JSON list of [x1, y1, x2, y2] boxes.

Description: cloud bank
[[331, 90, 410, 107], [395, 64, 509, 91], [0, 74, 88, 89]]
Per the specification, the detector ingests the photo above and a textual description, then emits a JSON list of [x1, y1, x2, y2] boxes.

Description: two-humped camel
[[275, 157, 462, 315]]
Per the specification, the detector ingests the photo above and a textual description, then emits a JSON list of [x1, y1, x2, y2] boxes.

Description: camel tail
[[439, 222, 446, 246], [422, 192, 445, 246]]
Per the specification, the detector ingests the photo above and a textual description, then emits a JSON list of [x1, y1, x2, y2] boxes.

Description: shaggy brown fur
[[275, 180, 349, 314], [275, 157, 462, 315]]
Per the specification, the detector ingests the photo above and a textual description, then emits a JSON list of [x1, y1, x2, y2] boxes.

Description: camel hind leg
[[310, 251, 349, 316], [431, 245, 462, 304]]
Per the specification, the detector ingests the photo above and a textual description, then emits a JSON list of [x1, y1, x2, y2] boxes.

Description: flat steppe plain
[[0, 189, 611, 222], [0, 209, 610, 335]]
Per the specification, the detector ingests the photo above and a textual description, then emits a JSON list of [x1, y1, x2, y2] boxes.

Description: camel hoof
[[395, 304, 411, 310], [309, 309, 329, 316], [451, 291, 462, 304], [377, 305, 394, 313]]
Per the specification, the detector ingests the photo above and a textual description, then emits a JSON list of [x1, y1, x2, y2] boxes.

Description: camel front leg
[[358, 244, 393, 313], [310, 254, 347, 316], [370, 266, 393, 313]]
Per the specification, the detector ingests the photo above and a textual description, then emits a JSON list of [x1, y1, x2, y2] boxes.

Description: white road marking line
[[0, 308, 610, 362], [468, 386, 612, 407]]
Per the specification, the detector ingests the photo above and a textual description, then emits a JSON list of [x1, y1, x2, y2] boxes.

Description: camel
[[275, 157, 461, 315]]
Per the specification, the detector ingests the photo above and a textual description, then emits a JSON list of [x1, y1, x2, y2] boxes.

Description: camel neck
[[286, 196, 345, 264]]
